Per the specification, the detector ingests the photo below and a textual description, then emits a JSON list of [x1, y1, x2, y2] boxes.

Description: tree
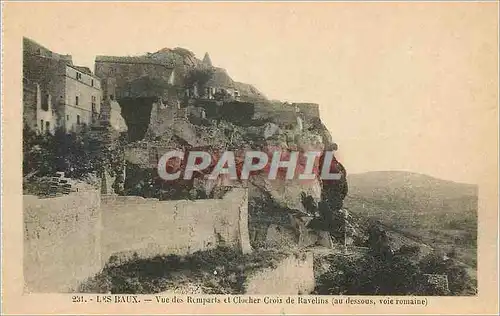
[[398, 244, 421, 257], [23, 124, 126, 181], [184, 67, 215, 90], [314, 254, 421, 295], [23, 124, 56, 176], [367, 223, 393, 260]]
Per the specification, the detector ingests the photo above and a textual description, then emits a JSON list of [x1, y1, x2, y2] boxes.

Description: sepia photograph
[[2, 1, 499, 315]]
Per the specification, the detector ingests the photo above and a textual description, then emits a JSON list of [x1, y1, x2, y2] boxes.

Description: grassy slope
[[344, 171, 478, 268]]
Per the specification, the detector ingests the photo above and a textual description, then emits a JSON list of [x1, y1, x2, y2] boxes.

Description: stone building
[[23, 37, 102, 134], [194, 52, 240, 100], [23, 78, 56, 134], [95, 51, 186, 141], [63, 65, 103, 132], [233, 81, 267, 102], [183, 52, 268, 105], [293, 103, 321, 119], [94, 54, 178, 101]]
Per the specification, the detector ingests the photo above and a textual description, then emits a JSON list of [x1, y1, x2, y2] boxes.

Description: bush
[[23, 124, 125, 180], [79, 247, 289, 294], [23, 124, 58, 176], [314, 250, 476, 296], [314, 254, 421, 295], [419, 253, 476, 295], [398, 245, 421, 256], [184, 68, 215, 89]]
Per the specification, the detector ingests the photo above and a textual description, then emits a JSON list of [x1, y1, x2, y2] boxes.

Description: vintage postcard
[[1, 1, 498, 315]]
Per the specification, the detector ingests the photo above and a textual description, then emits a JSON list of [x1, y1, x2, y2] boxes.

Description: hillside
[[344, 171, 478, 267]]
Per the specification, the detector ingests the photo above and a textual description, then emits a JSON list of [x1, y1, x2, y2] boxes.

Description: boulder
[[249, 174, 321, 215]]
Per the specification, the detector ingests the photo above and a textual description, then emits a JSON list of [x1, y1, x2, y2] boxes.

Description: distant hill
[[344, 171, 478, 267], [347, 171, 477, 213]]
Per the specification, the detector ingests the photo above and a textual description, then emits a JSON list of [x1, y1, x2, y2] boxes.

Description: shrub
[[184, 68, 215, 89], [398, 244, 421, 256], [314, 254, 421, 295], [78, 247, 289, 294], [314, 249, 476, 296], [23, 125, 125, 180], [419, 253, 476, 295]]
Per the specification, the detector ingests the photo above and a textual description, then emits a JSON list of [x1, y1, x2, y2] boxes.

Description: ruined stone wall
[[253, 101, 298, 126], [23, 81, 38, 131], [24, 186, 252, 292], [36, 91, 57, 134], [146, 102, 177, 138], [23, 54, 68, 126], [294, 103, 320, 119], [23, 189, 102, 293], [94, 61, 173, 96], [99, 99, 128, 133], [100, 188, 251, 263], [253, 101, 321, 127]]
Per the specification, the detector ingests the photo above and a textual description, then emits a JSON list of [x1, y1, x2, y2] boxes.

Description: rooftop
[[72, 66, 92, 75], [66, 64, 100, 78]]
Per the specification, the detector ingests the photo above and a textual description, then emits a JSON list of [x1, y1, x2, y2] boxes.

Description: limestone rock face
[[110, 101, 128, 133], [146, 102, 176, 139], [295, 131, 324, 153], [172, 119, 207, 147], [249, 128, 326, 215], [249, 174, 321, 215], [99, 99, 128, 133], [295, 116, 304, 132], [263, 122, 281, 139], [101, 170, 116, 195]]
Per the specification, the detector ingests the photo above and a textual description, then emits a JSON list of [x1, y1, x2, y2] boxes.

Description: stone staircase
[[46, 171, 76, 196]]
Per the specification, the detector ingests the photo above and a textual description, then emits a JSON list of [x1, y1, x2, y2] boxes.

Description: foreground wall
[[101, 188, 251, 263], [23, 189, 102, 293], [24, 187, 252, 292], [244, 252, 315, 295]]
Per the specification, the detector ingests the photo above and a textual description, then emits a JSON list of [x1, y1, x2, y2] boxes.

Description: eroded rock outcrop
[[249, 175, 322, 215], [100, 99, 128, 133]]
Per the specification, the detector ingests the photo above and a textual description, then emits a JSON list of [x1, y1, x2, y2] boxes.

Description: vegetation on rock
[[184, 67, 215, 89], [23, 124, 127, 188], [79, 246, 289, 294], [314, 247, 476, 296]]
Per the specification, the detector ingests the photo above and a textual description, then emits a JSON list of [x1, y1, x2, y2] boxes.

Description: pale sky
[[10, 2, 499, 184]]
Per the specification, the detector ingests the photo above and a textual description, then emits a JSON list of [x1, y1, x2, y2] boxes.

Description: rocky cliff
[[98, 46, 345, 251]]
